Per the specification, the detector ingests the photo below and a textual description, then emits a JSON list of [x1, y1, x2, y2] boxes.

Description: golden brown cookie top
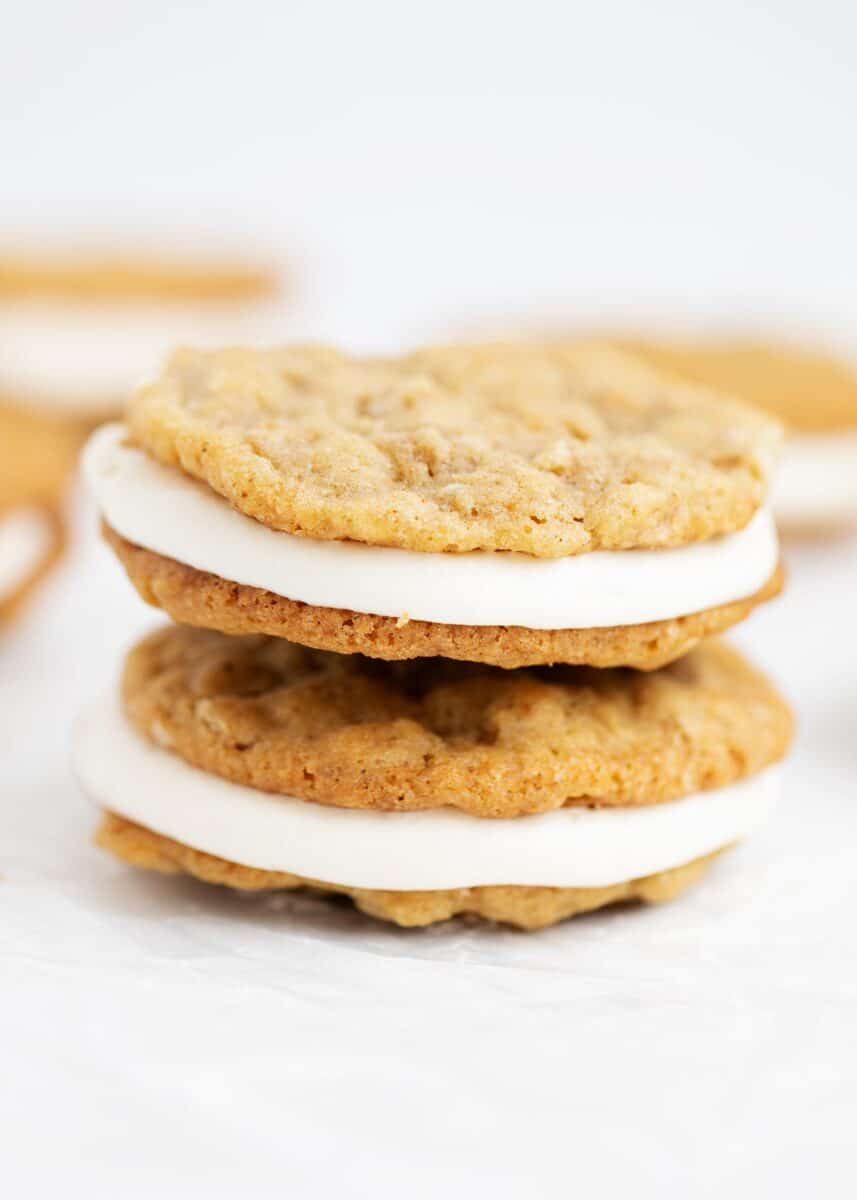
[[0, 250, 278, 303], [127, 342, 782, 557], [615, 339, 857, 433], [0, 404, 80, 511], [123, 626, 793, 818]]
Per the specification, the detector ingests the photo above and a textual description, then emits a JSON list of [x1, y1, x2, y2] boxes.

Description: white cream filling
[[75, 698, 779, 890], [0, 302, 288, 413], [84, 424, 779, 630], [772, 431, 857, 527], [0, 507, 52, 600]]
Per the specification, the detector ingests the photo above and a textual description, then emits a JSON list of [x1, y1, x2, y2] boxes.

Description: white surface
[[0, 300, 290, 411], [76, 699, 780, 889], [4, 4, 857, 356], [773, 432, 857, 529], [2, 496, 856, 1197], [85, 424, 780, 629], [0, 507, 52, 599]]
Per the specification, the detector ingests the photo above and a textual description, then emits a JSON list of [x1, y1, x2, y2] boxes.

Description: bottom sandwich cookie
[[75, 627, 793, 929]]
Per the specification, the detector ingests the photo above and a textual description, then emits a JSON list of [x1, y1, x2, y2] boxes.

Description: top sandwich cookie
[[78, 627, 793, 928], [613, 338, 857, 531], [85, 342, 784, 669]]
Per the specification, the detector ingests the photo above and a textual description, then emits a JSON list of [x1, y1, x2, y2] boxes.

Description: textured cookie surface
[[122, 625, 793, 818], [106, 524, 785, 670], [127, 342, 781, 556], [96, 812, 718, 929], [615, 339, 857, 432]]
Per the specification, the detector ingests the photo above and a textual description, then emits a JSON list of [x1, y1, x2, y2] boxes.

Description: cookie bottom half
[[96, 811, 719, 930], [105, 525, 784, 671]]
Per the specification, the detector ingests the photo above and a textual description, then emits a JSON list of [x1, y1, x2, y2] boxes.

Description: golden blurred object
[[613, 338, 857, 433], [0, 250, 280, 303]]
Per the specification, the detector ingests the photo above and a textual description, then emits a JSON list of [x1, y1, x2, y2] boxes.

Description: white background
[[2, 2, 857, 1195], [4, 0, 857, 348]]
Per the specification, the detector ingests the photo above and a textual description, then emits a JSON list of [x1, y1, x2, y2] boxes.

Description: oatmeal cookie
[[127, 342, 781, 556], [121, 625, 793, 818]]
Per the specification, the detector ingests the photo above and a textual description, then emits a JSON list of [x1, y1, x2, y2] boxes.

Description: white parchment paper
[[2, 500, 855, 1198]]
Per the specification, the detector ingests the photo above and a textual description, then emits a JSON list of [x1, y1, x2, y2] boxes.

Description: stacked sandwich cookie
[[78, 343, 793, 929]]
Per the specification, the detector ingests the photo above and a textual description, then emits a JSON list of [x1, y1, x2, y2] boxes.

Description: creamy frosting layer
[[75, 698, 779, 890], [0, 303, 287, 412], [84, 424, 779, 630], [0, 507, 53, 599], [772, 432, 857, 528]]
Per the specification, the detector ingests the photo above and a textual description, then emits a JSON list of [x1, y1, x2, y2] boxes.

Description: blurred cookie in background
[[0, 244, 288, 440], [614, 340, 857, 536], [0, 406, 77, 627]]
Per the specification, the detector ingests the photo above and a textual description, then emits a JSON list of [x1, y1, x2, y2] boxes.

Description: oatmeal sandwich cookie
[[0, 246, 285, 436], [85, 342, 784, 670], [0, 405, 75, 626], [613, 338, 857, 532], [75, 626, 793, 929]]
